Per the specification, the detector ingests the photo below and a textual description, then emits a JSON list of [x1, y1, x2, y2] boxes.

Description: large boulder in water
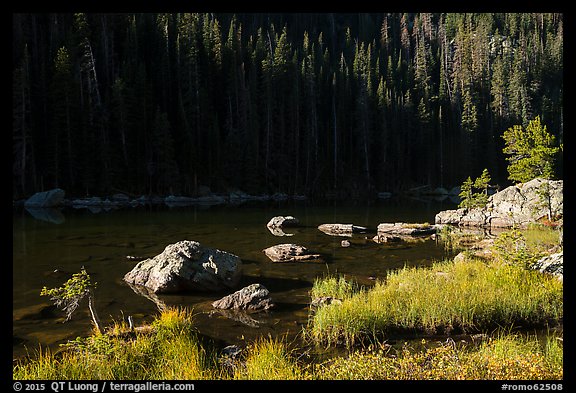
[[212, 283, 274, 311], [124, 240, 242, 293], [24, 188, 65, 208]]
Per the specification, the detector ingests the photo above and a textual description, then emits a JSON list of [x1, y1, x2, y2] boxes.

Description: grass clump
[[13, 307, 217, 380], [232, 336, 307, 380], [310, 275, 361, 301], [308, 258, 562, 346]]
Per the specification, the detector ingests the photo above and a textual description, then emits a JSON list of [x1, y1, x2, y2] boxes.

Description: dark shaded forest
[[12, 13, 563, 199]]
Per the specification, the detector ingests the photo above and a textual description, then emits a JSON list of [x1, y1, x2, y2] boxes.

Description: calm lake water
[[13, 197, 458, 359]]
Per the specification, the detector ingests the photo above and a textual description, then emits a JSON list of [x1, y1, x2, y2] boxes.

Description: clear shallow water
[[13, 198, 457, 359]]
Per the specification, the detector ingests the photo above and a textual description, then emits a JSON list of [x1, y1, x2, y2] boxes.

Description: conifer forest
[[12, 13, 563, 199]]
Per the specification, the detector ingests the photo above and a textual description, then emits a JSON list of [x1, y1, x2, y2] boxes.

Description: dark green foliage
[[12, 13, 563, 198], [41, 269, 95, 319], [502, 116, 560, 183], [41, 268, 103, 333]]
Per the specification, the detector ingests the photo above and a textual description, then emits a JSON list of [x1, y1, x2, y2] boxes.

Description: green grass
[[13, 307, 217, 380], [308, 257, 562, 346], [523, 224, 562, 249], [310, 274, 361, 301], [308, 226, 563, 346], [232, 336, 306, 380]]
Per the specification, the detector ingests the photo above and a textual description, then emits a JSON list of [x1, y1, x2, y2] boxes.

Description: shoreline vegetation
[[13, 223, 563, 380]]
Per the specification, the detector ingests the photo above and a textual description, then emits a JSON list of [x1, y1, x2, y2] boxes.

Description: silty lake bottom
[[13, 198, 460, 360]]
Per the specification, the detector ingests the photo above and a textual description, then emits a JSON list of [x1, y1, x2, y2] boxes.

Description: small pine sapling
[[40, 267, 103, 334]]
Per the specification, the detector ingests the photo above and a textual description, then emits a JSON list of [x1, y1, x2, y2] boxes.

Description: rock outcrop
[[124, 240, 242, 293], [435, 178, 563, 228], [263, 244, 323, 262]]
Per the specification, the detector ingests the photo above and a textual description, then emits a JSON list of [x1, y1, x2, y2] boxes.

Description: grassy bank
[[308, 258, 562, 346], [14, 307, 562, 380], [308, 226, 562, 346]]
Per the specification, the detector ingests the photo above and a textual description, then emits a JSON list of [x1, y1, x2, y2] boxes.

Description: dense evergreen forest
[[12, 13, 563, 199]]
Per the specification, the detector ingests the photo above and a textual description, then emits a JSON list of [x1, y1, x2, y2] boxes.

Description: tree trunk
[[88, 289, 103, 334]]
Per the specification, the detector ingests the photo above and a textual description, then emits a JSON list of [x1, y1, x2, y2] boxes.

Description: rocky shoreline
[[16, 187, 306, 210], [435, 178, 563, 228]]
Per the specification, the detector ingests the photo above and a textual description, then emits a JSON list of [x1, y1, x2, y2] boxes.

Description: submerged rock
[[377, 222, 438, 236], [267, 227, 295, 237], [209, 309, 263, 328], [263, 244, 323, 262], [123, 240, 242, 293], [317, 223, 368, 237]]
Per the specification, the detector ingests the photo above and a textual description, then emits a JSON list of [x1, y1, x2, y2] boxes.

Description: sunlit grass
[[308, 257, 563, 346], [310, 274, 361, 301], [523, 224, 562, 250], [233, 336, 307, 380], [13, 307, 216, 380]]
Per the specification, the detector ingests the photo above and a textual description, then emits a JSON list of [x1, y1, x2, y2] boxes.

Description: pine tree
[[502, 116, 559, 183], [473, 168, 491, 206]]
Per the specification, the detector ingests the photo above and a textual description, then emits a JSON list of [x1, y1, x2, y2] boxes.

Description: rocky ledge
[[435, 178, 563, 228]]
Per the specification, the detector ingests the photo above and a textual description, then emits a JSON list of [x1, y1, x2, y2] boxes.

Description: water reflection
[[25, 207, 65, 224]]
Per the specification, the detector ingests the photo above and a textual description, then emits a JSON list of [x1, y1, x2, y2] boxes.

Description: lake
[[13, 197, 458, 359]]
